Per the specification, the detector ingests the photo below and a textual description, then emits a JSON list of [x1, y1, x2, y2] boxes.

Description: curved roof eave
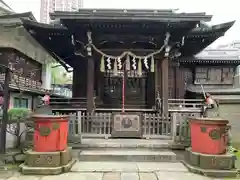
[[21, 19, 72, 71], [50, 9, 212, 22], [179, 21, 235, 56], [189, 21, 235, 35], [0, 12, 37, 21], [21, 19, 235, 65]]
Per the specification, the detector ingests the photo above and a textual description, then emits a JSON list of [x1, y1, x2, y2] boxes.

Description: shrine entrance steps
[[71, 138, 184, 163]]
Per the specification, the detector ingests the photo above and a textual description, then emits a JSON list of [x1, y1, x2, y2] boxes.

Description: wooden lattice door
[[168, 66, 175, 98], [103, 71, 147, 108]]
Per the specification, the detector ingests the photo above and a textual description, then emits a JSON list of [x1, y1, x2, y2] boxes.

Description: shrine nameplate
[[111, 113, 142, 138]]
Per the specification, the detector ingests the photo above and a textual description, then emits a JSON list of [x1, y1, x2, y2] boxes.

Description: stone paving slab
[[156, 171, 212, 180], [137, 162, 188, 172], [0, 172, 218, 180], [0, 161, 228, 180], [121, 173, 139, 180], [139, 173, 157, 180], [41, 173, 103, 180], [102, 172, 121, 180], [71, 162, 188, 173], [71, 162, 138, 172]]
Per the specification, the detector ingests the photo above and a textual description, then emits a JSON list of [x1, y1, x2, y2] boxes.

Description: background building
[[40, 0, 83, 23], [0, 0, 13, 14]]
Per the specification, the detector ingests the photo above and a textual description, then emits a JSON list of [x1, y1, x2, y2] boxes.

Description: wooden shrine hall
[[21, 9, 235, 116]]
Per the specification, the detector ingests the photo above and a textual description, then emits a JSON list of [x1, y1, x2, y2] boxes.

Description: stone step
[[78, 149, 178, 162], [71, 138, 186, 150], [71, 161, 188, 173]]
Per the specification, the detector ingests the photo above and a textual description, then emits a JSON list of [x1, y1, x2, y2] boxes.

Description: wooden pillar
[[86, 31, 95, 112], [161, 58, 168, 116], [175, 65, 181, 99], [0, 68, 10, 153], [155, 59, 161, 105], [72, 58, 88, 97]]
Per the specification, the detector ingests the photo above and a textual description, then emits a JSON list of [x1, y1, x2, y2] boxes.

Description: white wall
[[9, 92, 32, 109], [6, 92, 33, 148], [41, 63, 52, 90]]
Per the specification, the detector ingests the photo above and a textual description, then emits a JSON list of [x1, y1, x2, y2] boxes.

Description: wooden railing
[[52, 110, 201, 143], [168, 99, 204, 109], [50, 97, 88, 109], [50, 97, 205, 112]]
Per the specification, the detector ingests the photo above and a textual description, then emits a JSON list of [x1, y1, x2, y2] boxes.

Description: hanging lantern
[[106, 57, 111, 70], [137, 58, 142, 76], [100, 56, 105, 72], [126, 55, 131, 71], [151, 56, 155, 72], [113, 59, 118, 76]]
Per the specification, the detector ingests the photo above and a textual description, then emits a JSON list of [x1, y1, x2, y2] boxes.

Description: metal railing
[[51, 86, 72, 97]]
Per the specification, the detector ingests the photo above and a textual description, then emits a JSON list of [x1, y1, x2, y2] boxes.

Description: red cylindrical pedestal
[[189, 117, 229, 155], [32, 115, 69, 152]]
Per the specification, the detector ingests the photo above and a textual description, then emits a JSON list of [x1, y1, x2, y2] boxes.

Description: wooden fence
[[171, 112, 201, 145], [53, 111, 201, 144]]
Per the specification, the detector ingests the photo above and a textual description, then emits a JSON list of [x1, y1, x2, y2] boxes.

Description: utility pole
[[0, 68, 10, 153]]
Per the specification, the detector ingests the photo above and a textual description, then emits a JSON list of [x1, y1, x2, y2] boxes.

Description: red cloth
[[0, 96, 4, 105], [206, 97, 214, 105], [43, 95, 50, 105]]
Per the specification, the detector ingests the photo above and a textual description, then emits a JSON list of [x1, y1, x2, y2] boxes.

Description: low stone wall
[[218, 103, 240, 146]]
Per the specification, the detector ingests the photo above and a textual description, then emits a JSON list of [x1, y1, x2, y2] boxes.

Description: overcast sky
[[5, 0, 240, 47]]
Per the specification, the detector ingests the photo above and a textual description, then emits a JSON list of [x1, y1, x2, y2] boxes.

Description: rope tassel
[[100, 56, 105, 72], [126, 55, 130, 71], [151, 56, 155, 72], [113, 59, 118, 76], [138, 58, 142, 76]]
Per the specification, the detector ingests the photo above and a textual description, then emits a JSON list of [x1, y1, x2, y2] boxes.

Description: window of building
[[13, 97, 29, 108], [194, 67, 234, 85]]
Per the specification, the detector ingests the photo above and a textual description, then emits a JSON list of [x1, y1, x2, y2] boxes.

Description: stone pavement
[[0, 162, 230, 180]]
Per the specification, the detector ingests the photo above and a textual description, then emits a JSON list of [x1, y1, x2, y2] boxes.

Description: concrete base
[[19, 147, 76, 175], [183, 147, 238, 178], [19, 159, 76, 175], [182, 160, 238, 178]]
